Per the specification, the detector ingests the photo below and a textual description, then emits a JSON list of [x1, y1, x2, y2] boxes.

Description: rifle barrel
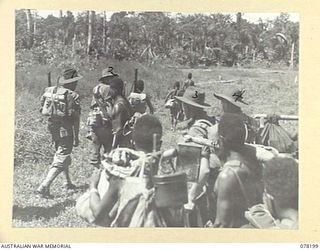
[[47, 72, 51, 87]]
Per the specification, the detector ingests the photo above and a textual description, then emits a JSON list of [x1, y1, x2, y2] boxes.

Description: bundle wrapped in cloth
[[259, 114, 297, 154], [76, 148, 159, 226]]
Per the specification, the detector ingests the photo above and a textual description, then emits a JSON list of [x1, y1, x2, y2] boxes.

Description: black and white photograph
[[14, 10, 299, 229]]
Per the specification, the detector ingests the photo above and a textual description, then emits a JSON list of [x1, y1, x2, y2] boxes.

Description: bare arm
[[188, 156, 210, 204], [112, 103, 125, 134], [89, 176, 121, 226], [146, 95, 154, 114], [213, 168, 238, 228], [164, 90, 173, 103]]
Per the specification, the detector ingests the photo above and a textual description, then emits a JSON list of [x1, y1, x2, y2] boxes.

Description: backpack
[[41, 86, 76, 119], [189, 119, 216, 140], [128, 92, 147, 113]]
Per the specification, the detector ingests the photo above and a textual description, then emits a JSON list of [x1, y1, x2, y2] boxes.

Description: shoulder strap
[[196, 119, 214, 127], [227, 162, 251, 208], [191, 119, 214, 138], [51, 86, 58, 116]]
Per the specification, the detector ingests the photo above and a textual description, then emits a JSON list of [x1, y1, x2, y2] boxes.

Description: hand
[[183, 134, 192, 143], [259, 117, 265, 129], [73, 137, 80, 147], [90, 168, 102, 189], [201, 146, 211, 159]]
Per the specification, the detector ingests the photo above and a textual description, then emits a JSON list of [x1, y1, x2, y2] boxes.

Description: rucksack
[[128, 92, 147, 113], [189, 119, 216, 140], [41, 86, 76, 119]]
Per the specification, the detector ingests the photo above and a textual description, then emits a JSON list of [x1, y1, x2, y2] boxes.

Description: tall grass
[[13, 59, 184, 227], [13, 60, 298, 227]]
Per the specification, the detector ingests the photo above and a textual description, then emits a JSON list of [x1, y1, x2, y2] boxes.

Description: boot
[[36, 167, 62, 198], [63, 167, 76, 190], [35, 185, 51, 198]]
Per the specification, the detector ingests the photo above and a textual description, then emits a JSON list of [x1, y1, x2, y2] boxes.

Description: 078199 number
[[300, 244, 319, 248]]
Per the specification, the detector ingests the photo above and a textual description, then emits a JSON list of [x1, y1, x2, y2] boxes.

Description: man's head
[[99, 67, 119, 84], [135, 80, 145, 93], [58, 68, 83, 91], [132, 114, 163, 152], [174, 81, 180, 90], [187, 72, 192, 79], [175, 87, 211, 120], [217, 113, 246, 152], [263, 157, 298, 214], [99, 75, 118, 85], [214, 87, 248, 114], [221, 99, 242, 113], [182, 103, 203, 120], [109, 77, 124, 97], [64, 81, 78, 91]]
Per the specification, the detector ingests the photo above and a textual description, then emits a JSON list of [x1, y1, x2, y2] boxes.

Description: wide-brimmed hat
[[58, 68, 83, 85], [214, 87, 249, 107], [99, 67, 119, 82], [175, 87, 211, 109]]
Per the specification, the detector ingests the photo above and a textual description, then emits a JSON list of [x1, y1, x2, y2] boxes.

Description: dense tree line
[[15, 10, 299, 67]]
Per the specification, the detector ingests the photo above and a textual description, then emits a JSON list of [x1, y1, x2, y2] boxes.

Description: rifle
[[47, 72, 52, 87], [130, 68, 138, 94]]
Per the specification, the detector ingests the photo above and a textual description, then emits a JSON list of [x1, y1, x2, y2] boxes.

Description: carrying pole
[[253, 114, 298, 121]]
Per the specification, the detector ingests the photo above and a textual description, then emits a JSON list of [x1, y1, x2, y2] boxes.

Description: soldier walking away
[[182, 72, 195, 91], [36, 68, 82, 198], [164, 81, 184, 131], [128, 79, 154, 115], [109, 77, 134, 149], [87, 68, 118, 169]]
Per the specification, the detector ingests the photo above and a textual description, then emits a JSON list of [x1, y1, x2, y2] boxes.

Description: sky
[[35, 10, 299, 23]]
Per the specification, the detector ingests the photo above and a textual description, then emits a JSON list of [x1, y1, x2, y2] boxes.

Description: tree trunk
[[87, 11, 94, 54], [72, 34, 77, 55], [102, 11, 107, 53], [25, 9, 33, 48], [290, 43, 295, 69], [236, 12, 242, 32], [252, 49, 256, 64], [26, 9, 31, 32], [33, 11, 37, 36]]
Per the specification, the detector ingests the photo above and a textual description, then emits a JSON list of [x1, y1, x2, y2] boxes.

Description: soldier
[[109, 77, 134, 149], [212, 113, 264, 228], [182, 72, 195, 91], [89, 115, 164, 227], [36, 68, 82, 198], [243, 156, 298, 229], [175, 87, 219, 226], [87, 68, 118, 168], [164, 81, 184, 131], [128, 79, 154, 114], [214, 88, 259, 144]]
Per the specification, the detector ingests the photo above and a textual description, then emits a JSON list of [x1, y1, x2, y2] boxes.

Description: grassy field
[[13, 60, 298, 227]]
